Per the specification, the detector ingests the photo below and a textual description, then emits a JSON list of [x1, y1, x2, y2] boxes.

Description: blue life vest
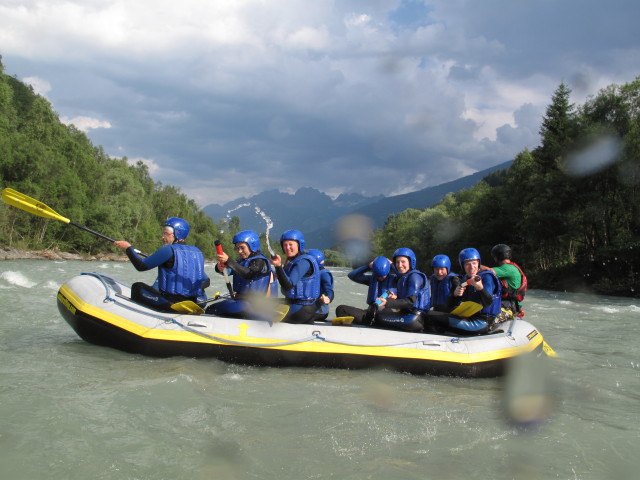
[[282, 253, 320, 305], [460, 270, 502, 318], [430, 273, 459, 308], [315, 268, 334, 315], [157, 244, 206, 298], [366, 274, 397, 305], [395, 269, 431, 313], [232, 254, 277, 297]]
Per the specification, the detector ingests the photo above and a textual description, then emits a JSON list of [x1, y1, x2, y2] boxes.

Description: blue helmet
[[371, 256, 391, 277], [392, 247, 416, 270], [163, 217, 190, 241], [280, 229, 305, 252], [458, 248, 481, 269], [432, 254, 451, 272], [307, 249, 325, 267], [233, 230, 261, 253]]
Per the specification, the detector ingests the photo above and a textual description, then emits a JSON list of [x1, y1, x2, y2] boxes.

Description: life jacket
[[460, 270, 502, 318], [232, 254, 277, 297], [500, 261, 527, 316], [395, 269, 431, 313], [315, 268, 334, 315], [429, 272, 459, 309], [366, 274, 397, 305], [157, 244, 206, 298], [282, 253, 320, 305]]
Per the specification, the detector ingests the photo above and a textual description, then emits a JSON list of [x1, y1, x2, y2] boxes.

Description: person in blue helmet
[[367, 248, 431, 333], [114, 217, 209, 311], [307, 249, 334, 322], [426, 248, 501, 335], [270, 229, 321, 324], [335, 256, 397, 324], [206, 230, 277, 318], [429, 254, 460, 312]]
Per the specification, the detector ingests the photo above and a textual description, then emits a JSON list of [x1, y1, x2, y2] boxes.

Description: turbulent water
[[0, 260, 638, 480]]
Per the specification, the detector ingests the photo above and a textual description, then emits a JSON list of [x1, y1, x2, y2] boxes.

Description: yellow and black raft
[[57, 273, 554, 378]]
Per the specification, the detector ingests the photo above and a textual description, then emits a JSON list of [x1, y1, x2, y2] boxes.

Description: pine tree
[[535, 82, 576, 170]]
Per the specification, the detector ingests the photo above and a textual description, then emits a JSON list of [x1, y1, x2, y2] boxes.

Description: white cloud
[[22, 76, 51, 96], [60, 116, 112, 132], [126, 157, 160, 175]]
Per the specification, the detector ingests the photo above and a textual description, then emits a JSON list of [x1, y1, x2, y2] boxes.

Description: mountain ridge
[[203, 160, 512, 249]]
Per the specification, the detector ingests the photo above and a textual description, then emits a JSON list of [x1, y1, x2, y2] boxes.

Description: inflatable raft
[[57, 272, 551, 378]]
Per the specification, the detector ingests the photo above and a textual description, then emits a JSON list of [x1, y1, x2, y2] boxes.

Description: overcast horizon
[[2, 0, 638, 207]]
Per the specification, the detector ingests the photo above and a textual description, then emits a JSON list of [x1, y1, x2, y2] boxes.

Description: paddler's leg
[[131, 282, 173, 311], [371, 311, 425, 333], [281, 303, 317, 324], [444, 316, 490, 336], [335, 305, 367, 324]]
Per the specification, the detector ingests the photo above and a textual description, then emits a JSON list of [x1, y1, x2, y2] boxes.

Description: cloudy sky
[[1, 0, 638, 207]]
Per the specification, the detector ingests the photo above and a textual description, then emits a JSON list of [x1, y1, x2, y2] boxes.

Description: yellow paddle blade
[[450, 301, 483, 318], [332, 316, 354, 326], [272, 304, 289, 323], [170, 301, 205, 315], [1, 188, 71, 224], [542, 341, 559, 358], [244, 293, 289, 323]]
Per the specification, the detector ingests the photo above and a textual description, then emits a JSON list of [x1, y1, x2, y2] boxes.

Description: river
[[0, 259, 638, 479]]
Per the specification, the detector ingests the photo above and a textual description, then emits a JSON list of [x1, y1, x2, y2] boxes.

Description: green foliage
[[0, 68, 222, 258], [323, 249, 351, 267], [373, 79, 640, 296]]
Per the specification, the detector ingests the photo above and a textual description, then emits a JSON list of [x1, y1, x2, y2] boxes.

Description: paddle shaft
[[70, 221, 117, 243], [1, 188, 147, 256], [70, 221, 146, 257], [215, 240, 235, 297]]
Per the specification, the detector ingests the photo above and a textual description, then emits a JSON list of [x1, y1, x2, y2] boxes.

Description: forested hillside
[[373, 80, 640, 297], [0, 60, 232, 258]]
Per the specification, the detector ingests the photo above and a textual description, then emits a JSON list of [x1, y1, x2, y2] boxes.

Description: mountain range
[[203, 160, 512, 249]]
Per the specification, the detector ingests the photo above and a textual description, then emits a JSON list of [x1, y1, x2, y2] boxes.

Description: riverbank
[[0, 246, 127, 262]]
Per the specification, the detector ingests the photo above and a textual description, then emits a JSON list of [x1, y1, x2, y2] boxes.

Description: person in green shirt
[[480, 244, 528, 318]]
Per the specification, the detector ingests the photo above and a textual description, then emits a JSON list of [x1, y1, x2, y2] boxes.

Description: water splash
[[0, 271, 37, 288], [254, 205, 275, 256], [219, 203, 251, 233], [218, 202, 276, 256]]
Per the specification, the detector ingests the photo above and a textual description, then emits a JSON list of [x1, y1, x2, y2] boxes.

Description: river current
[[0, 259, 638, 479]]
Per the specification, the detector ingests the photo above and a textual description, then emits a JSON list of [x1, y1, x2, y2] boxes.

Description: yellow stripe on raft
[[59, 285, 154, 337], [58, 285, 544, 364]]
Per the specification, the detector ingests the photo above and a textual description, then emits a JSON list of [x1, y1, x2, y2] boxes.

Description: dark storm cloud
[[1, 0, 638, 206]]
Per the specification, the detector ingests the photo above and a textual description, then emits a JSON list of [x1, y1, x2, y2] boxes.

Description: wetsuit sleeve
[[227, 257, 269, 279], [275, 258, 311, 291], [445, 276, 494, 309], [478, 275, 497, 306], [321, 271, 334, 301], [384, 272, 423, 310], [348, 265, 371, 285], [385, 295, 415, 310], [125, 245, 174, 271]]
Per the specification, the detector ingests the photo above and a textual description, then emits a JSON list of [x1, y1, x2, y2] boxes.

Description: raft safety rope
[[82, 272, 472, 350]]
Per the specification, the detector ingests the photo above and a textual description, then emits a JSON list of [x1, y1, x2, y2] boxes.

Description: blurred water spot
[[334, 214, 373, 264], [502, 353, 557, 431], [563, 134, 623, 177]]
